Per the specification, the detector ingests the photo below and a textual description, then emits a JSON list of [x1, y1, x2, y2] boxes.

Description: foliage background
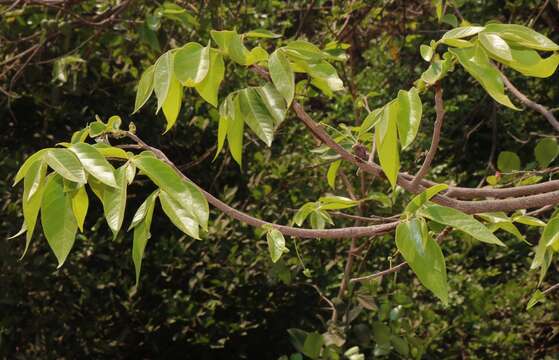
[[1, 0, 558, 358]]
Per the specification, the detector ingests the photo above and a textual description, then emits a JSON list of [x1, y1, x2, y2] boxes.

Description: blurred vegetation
[[1, 0, 559, 358]]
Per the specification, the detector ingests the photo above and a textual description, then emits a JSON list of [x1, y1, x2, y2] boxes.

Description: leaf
[[359, 107, 383, 137], [133, 64, 155, 114], [396, 88, 422, 149], [418, 203, 506, 246], [269, 49, 295, 105], [449, 45, 519, 109], [69, 142, 117, 187], [71, 186, 89, 232], [420, 44, 434, 62], [302, 332, 324, 360], [327, 160, 341, 189], [239, 88, 275, 146], [440, 13, 458, 27], [285, 41, 325, 61], [420, 54, 454, 85], [256, 83, 287, 125], [41, 174, 78, 268], [404, 184, 449, 215], [227, 95, 245, 166], [21, 160, 47, 259], [498, 49, 559, 78], [375, 101, 400, 189], [512, 215, 546, 227], [45, 148, 87, 184], [215, 97, 231, 160], [391, 335, 410, 357], [497, 151, 521, 172], [305, 61, 344, 92], [535, 138, 558, 168], [479, 32, 512, 61], [134, 155, 209, 229], [526, 289, 545, 310], [93, 145, 130, 160], [441, 26, 485, 40], [293, 202, 317, 226], [287, 328, 308, 354], [102, 166, 127, 238], [372, 322, 391, 346], [245, 29, 281, 38], [132, 190, 157, 285], [267, 228, 288, 263], [484, 23, 559, 51], [210, 30, 252, 65], [319, 196, 359, 210], [542, 217, 559, 251], [13, 148, 49, 186], [174, 42, 210, 86], [159, 190, 200, 239], [129, 190, 159, 231], [396, 218, 449, 304], [162, 76, 183, 132], [195, 48, 225, 107], [153, 51, 173, 112]]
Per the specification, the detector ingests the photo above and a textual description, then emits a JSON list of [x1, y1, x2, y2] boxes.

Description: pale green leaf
[[404, 184, 449, 215], [69, 142, 117, 187], [396, 88, 422, 149], [327, 160, 341, 189], [302, 332, 324, 359], [484, 23, 559, 51], [174, 42, 210, 86], [526, 289, 545, 310], [132, 190, 157, 285], [195, 48, 225, 107], [45, 148, 87, 184], [21, 160, 47, 259], [318, 196, 359, 210], [269, 49, 295, 105], [441, 26, 485, 40], [535, 138, 558, 168], [420, 44, 433, 62], [375, 101, 400, 189], [159, 190, 200, 239], [245, 29, 281, 38], [479, 32, 513, 61], [267, 228, 288, 263], [129, 190, 159, 231], [71, 185, 89, 232], [41, 174, 78, 268], [13, 148, 49, 186], [293, 202, 317, 227], [256, 83, 287, 125], [512, 215, 546, 227], [102, 165, 127, 238], [239, 88, 275, 146], [499, 49, 559, 78], [133, 64, 155, 114], [497, 151, 521, 172], [162, 76, 183, 132], [358, 107, 383, 137], [396, 218, 449, 304], [215, 97, 231, 160], [227, 95, 245, 166], [418, 203, 506, 246], [153, 51, 173, 111]]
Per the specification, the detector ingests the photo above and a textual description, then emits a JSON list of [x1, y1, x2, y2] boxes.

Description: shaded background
[[1, 0, 559, 358]]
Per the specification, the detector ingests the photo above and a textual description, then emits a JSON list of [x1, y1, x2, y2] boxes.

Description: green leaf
[[396, 88, 422, 149], [256, 83, 287, 126], [543, 217, 559, 251], [318, 196, 359, 210], [375, 101, 400, 189], [396, 218, 449, 304], [420, 53, 454, 85], [162, 76, 183, 132], [287, 328, 308, 354], [45, 148, 87, 184], [479, 32, 512, 61], [13, 148, 49, 186], [484, 23, 559, 51], [215, 96, 231, 160], [21, 160, 47, 259], [41, 174, 78, 268], [372, 322, 391, 346], [441, 26, 485, 40], [269, 49, 295, 105], [305, 61, 344, 92], [498, 48, 559, 78], [440, 13, 458, 27], [535, 138, 558, 168], [449, 45, 519, 110], [391, 335, 410, 357], [227, 95, 245, 166], [244, 29, 281, 38], [497, 151, 521, 172], [404, 184, 449, 215], [134, 156, 209, 230], [359, 107, 383, 137], [195, 49, 225, 107], [133, 64, 155, 114], [93, 144, 130, 160], [420, 44, 434, 62], [293, 202, 317, 226], [267, 228, 288, 263], [418, 203, 506, 246], [285, 41, 325, 61], [102, 165, 127, 238], [327, 160, 341, 189], [174, 42, 210, 86], [69, 142, 117, 187], [302, 332, 324, 360], [159, 190, 200, 239], [153, 51, 174, 112], [71, 186, 88, 232], [239, 88, 275, 146], [210, 30, 252, 65], [512, 215, 546, 227], [526, 289, 545, 310], [441, 38, 474, 48], [132, 190, 158, 285], [129, 190, 159, 231]]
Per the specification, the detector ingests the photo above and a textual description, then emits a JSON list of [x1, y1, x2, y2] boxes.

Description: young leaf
[[418, 203, 505, 246], [153, 51, 174, 112], [159, 190, 200, 239], [269, 49, 295, 105], [133, 64, 155, 114], [69, 142, 118, 187], [396, 88, 422, 149], [162, 76, 183, 132], [534, 138, 558, 168], [318, 196, 359, 210], [375, 101, 400, 189], [420, 44, 434, 62], [484, 23, 559, 52], [358, 107, 383, 137], [132, 190, 158, 285], [396, 218, 449, 304], [195, 49, 225, 107], [210, 30, 252, 65], [21, 160, 47, 259], [449, 45, 519, 110], [13, 148, 49, 186], [133, 156, 209, 229], [214, 97, 231, 160], [293, 202, 317, 227], [129, 190, 159, 231], [305, 61, 344, 92], [102, 165, 127, 238], [526, 289, 545, 310], [41, 174, 78, 268], [512, 215, 546, 227], [404, 184, 449, 215], [227, 95, 245, 166], [239, 88, 275, 146], [244, 29, 281, 39], [173, 42, 210, 86], [71, 185, 89, 232], [420, 54, 454, 85], [441, 26, 485, 40], [45, 148, 87, 184], [479, 32, 513, 61], [327, 160, 341, 189], [497, 49, 559, 78], [542, 217, 559, 251], [267, 228, 288, 263], [497, 151, 521, 172]]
